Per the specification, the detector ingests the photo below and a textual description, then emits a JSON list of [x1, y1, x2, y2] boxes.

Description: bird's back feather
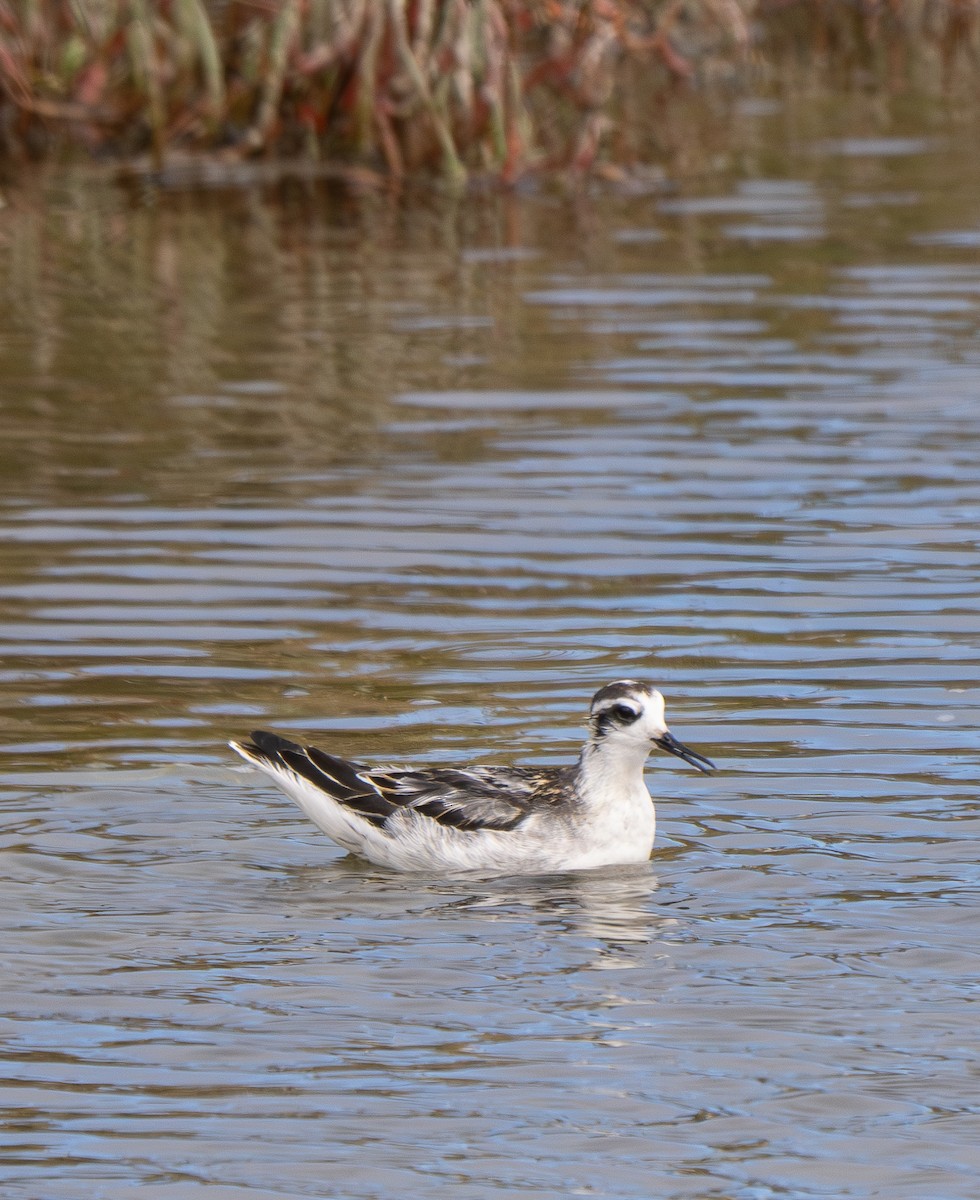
[[231, 730, 573, 835]]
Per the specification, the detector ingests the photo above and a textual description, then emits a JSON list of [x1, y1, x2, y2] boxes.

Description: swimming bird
[[229, 680, 715, 874]]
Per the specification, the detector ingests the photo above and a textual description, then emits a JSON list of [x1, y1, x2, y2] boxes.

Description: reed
[[0, 1, 976, 179]]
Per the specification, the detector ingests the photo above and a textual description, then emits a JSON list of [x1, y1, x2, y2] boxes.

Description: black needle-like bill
[[654, 731, 716, 774]]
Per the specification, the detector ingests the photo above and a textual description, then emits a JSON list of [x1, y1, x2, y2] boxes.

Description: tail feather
[[249, 729, 303, 756], [229, 731, 398, 830]]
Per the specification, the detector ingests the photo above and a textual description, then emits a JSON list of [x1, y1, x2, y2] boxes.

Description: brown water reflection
[[2, 101, 980, 1198]]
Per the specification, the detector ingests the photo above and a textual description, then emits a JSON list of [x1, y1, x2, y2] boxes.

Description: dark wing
[[362, 764, 564, 831], [242, 730, 399, 826], [240, 730, 569, 833]]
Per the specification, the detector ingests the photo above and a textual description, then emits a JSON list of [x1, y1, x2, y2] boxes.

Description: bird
[[229, 680, 715, 875]]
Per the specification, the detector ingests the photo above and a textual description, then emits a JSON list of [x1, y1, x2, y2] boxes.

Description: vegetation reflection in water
[[1, 99, 979, 1200]]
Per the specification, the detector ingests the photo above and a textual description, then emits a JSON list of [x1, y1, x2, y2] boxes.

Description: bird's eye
[[610, 704, 639, 724]]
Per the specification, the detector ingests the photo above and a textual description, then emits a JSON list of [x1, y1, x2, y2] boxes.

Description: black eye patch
[[609, 703, 639, 724]]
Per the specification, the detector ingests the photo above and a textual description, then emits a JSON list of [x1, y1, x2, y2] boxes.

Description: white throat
[[577, 734, 652, 806]]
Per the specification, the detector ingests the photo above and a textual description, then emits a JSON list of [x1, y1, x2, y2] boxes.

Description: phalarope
[[230, 680, 715, 874]]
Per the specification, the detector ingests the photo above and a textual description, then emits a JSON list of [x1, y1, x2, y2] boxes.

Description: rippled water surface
[[2, 104, 980, 1198]]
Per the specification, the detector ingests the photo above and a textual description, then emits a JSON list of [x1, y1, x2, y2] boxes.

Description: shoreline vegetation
[[1, 1, 978, 185]]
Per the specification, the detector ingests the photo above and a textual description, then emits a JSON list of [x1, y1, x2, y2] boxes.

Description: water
[[2, 99, 980, 1198]]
